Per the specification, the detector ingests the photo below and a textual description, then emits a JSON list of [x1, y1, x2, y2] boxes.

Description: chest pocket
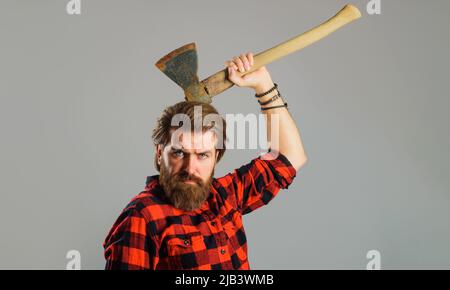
[[166, 232, 205, 256], [164, 232, 209, 269], [221, 210, 244, 241]]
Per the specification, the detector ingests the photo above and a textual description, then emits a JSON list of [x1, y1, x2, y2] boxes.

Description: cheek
[[165, 157, 181, 173], [200, 159, 215, 175]]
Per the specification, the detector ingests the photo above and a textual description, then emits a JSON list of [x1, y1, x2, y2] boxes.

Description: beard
[[159, 162, 214, 211]]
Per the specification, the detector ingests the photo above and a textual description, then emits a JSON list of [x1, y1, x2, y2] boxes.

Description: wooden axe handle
[[201, 4, 361, 99]]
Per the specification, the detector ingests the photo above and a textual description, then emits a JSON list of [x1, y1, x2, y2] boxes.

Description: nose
[[182, 154, 197, 176]]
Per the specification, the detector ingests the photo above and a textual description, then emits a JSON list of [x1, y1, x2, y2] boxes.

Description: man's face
[[157, 130, 218, 211]]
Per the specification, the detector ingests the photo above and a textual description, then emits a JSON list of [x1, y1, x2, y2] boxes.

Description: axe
[[155, 4, 362, 104]]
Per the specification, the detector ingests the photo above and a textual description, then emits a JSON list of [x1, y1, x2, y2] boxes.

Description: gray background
[[1, 0, 449, 269]]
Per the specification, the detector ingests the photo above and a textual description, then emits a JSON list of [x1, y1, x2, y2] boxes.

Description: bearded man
[[103, 52, 308, 270]]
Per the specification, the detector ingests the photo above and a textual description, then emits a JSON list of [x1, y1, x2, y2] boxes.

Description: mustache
[[175, 172, 203, 185]]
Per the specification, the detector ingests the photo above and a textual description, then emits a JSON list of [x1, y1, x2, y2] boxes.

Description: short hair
[[151, 101, 227, 172]]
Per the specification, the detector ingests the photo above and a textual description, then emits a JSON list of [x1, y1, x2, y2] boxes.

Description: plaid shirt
[[103, 152, 297, 270]]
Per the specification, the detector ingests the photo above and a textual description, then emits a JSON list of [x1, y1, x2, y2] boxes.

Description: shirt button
[[184, 239, 190, 246], [220, 249, 226, 255]]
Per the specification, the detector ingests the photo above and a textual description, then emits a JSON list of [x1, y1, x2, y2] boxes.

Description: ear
[[156, 145, 162, 164]]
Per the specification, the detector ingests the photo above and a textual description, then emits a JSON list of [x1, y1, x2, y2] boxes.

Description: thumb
[[227, 66, 245, 87]]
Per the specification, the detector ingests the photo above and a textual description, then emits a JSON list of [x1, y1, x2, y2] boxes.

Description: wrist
[[253, 79, 275, 94], [254, 81, 287, 110]]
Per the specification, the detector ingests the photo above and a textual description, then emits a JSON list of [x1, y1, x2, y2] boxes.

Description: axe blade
[[155, 42, 211, 103]]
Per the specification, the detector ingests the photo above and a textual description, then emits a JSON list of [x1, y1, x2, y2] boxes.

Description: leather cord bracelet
[[258, 92, 281, 106], [254, 83, 278, 98], [260, 102, 288, 111]]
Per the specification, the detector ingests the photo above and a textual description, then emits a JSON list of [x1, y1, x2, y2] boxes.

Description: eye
[[172, 151, 184, 158], [198, 153, 209, 159]]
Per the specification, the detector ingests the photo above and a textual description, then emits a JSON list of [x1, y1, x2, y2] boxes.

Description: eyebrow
[[170, 147, 212, 154]]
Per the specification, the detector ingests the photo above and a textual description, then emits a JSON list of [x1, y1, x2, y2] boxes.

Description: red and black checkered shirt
[[103, 152, 297, 270]]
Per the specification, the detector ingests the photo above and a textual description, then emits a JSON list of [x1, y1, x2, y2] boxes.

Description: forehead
[[168, 130, 217, 151]]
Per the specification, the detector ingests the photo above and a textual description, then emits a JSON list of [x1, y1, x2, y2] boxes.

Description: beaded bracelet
[[254, 83, 278, 98], [260, 102, 288, 111]]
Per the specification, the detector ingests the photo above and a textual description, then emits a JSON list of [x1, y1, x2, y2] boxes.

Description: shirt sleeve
[[216, 150, 297, 215], [103, 204, 159, 270]]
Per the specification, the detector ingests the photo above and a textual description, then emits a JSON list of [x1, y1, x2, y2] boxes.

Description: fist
[[225, 52, 273, 90]]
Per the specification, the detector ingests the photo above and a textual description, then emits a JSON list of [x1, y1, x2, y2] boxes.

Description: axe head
[[155, 43, 211, 103]]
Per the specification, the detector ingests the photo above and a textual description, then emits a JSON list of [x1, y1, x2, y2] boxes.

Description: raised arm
[[226, 52, 308, 171]]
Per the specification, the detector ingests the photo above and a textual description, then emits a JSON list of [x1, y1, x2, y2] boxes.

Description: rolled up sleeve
[[217, 151, 297, 215]]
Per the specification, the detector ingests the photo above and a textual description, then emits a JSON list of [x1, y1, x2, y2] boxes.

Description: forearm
[[225, 52, 308, 170], [255, 80, 308, 171]]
